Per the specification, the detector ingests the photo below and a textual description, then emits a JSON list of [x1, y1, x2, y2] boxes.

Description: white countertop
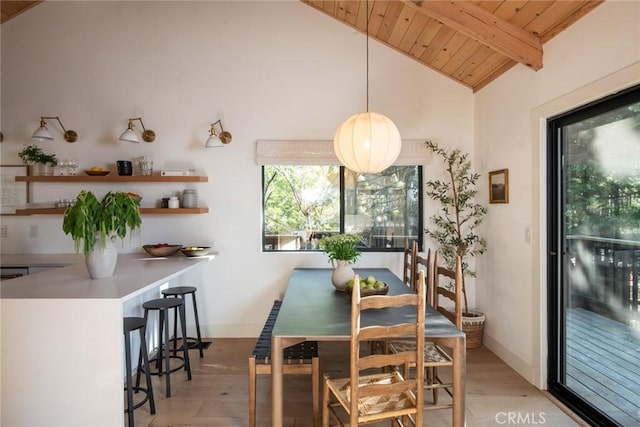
[[0, 253, 81, 268], [0, 253, 214, 300]]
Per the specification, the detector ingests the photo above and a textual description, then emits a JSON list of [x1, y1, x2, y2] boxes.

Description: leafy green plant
[[424, 140, 487, 314], [319, 233, 361, 264], [18, 144, 58, 165], [62, 190, 142, 255]]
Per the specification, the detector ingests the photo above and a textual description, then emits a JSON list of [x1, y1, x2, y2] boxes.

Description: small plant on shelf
[[18, 144, 58, 166]]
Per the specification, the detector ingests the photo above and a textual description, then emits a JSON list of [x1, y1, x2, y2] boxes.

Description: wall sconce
[[32, 116, 79, 143], [205, 119, 232, 148], [119, 117, 156, 143]]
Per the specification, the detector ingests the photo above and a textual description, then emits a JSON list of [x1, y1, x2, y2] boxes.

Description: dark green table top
[[272, 268, 465, 340]]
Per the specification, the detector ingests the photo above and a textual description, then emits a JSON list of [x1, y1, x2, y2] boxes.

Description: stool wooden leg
[[178, 304, 192, 380], [191, 292, 204, 357]]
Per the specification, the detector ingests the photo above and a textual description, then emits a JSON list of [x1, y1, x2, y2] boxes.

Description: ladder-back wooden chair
[[413, 248, 432, 304], [403, 239, 418, 288], [389, 251, 463, 409], [322, 273, 425, 426]]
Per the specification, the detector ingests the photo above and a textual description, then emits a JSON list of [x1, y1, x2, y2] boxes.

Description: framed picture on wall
[[489, 168, 509, 204], [1, 164, 29, 215]]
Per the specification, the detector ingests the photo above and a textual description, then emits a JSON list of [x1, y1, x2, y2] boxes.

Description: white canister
[[168, 196, 179, 209], [182, 189, 197, 209]]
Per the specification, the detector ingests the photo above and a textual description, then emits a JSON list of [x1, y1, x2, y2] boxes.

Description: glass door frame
[[546, 84, 640, 426]]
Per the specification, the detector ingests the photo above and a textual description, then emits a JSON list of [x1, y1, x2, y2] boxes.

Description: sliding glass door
[[548, 85, 640, 426]]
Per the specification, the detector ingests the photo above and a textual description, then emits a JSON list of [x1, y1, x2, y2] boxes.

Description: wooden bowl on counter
[[142, 244, 182, 257]]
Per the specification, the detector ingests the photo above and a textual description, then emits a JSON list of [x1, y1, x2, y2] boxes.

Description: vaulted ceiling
[[302, 0, 602, 91], [2, 1, 603, 92]]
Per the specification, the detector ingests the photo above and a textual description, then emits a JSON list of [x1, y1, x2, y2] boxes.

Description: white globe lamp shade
[[333, 112, 401, 173]]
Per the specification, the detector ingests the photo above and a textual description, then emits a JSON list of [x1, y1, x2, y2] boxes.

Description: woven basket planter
[[462, 311, 485, 349]]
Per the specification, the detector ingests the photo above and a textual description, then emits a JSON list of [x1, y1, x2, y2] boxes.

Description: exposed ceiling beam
[[403, 0, 543, 71]]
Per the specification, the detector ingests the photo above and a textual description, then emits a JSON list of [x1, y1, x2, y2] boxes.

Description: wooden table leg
[[271, 335, 283, 427], [452, 336, 466, 427]]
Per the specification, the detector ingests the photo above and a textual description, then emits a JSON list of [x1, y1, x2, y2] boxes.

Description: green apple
[[374, 281, 385, 289], [366, 275, 376, 285], [346, 278, 354, 288]]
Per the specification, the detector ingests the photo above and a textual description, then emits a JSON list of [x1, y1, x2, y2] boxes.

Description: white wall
[[0, 1, 473, 336], [475, 0, 640, 387]]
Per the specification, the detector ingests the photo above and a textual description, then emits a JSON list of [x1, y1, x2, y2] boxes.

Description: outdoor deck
[[567, 308, 640, 425]]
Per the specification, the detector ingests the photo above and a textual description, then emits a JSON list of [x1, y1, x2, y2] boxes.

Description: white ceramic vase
[[331, 260, 354, 291], [85, 235, 118, 279]]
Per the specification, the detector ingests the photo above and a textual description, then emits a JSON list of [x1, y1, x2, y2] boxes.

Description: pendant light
[[333, 0, 401, 174]]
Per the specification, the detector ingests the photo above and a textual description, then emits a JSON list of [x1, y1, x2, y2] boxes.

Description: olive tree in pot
[[424, 140, 487, 348], [62, 190, 142, 279]]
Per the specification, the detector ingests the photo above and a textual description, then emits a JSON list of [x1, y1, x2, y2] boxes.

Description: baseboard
[[202, 323, 262, 338], [483, 333, 538, 387]]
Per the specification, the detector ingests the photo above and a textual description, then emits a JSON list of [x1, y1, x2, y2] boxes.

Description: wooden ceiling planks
[[0, 0, 41, 25], [302, 0, 603, 92]]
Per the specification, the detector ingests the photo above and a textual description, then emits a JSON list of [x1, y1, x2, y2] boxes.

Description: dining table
[[271, 267, 466, 426]]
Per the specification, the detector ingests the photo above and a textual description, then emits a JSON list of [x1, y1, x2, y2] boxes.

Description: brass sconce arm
[[205, 119, 233, 147], [35, 116, 79, 143], [125, 117, 156, 143]]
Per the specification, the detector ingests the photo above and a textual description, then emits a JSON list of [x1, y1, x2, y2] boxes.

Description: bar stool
[[123, 317, 155, 426], [137, 298, 192, 398], [161, 286, 204, 358]]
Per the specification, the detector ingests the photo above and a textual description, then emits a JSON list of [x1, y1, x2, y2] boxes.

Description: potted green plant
[[62, 190, 142, 278], [319, 233, 361, 291], [424, 140, 487, 348], [18, 144, 58, 175]]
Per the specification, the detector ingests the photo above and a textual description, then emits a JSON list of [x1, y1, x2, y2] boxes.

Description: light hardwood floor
[[130, 338, 586, 426]]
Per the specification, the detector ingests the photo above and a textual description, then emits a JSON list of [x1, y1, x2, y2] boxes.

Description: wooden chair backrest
[[403, 239, 418, 287], [349, 273, 425, 425], [414, 248, 432, 305], [433, 251, 464, 329]]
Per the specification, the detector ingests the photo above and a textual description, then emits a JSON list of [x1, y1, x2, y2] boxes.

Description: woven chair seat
[[387, 340, 452, 365], [326, 371, 417, 418]]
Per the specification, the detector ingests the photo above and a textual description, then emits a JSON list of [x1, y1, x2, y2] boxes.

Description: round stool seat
[[162, 286, 197, 296], [143, 298, 183, 310], [124, 317, 145, 333]]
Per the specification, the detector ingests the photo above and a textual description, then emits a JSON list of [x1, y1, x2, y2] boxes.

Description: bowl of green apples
[[346, 275, 388, 297]]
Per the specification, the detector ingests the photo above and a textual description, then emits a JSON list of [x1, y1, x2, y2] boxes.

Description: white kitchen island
[[0, 254, 213, 427]]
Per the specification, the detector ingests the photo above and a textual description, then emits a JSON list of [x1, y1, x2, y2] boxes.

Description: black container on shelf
[[117, 160, 133, 176]]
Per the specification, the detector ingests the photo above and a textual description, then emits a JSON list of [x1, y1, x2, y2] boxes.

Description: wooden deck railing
[[567, 235, 640, 322]]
